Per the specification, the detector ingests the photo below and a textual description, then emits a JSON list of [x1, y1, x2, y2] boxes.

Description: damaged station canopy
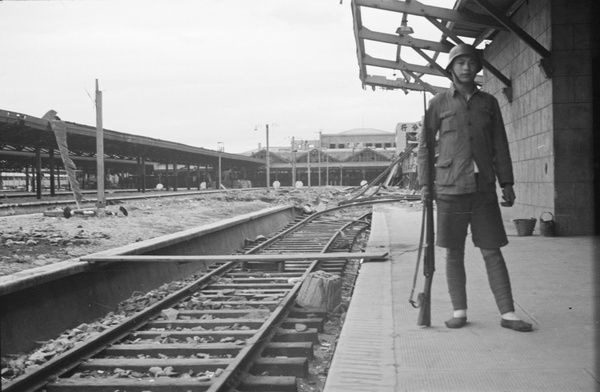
[[0, 109, 264, 192], [351, 0, 552, 101]]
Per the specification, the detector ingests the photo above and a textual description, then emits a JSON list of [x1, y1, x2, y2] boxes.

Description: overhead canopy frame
[[351, 0, 553, 102]]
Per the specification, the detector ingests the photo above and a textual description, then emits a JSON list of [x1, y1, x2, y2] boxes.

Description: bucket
[[539, 212, 556, 237], [513, 218, 536, 236]]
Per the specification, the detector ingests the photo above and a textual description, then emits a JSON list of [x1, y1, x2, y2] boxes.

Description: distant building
[[321, 128, 396, 150], [245, 125, 421, 188]]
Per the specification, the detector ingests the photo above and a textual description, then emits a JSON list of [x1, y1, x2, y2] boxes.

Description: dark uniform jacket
[[417, 84, 514, 195]]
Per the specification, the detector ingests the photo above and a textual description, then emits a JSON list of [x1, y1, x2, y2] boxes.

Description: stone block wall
[[549, 1, 595, 235], [483, 0, 595, 235]]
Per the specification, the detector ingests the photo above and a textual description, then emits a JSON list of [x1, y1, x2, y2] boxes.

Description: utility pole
[[318, 131, 322, 187], [291, 137, 296, 186], [95, 79, 105, 211], [256, 124, 276, 190], [325, 149, 329, 186], [307, 146, 311, 188], [217, 142, 224, 189], [266, 124, 270, 190]]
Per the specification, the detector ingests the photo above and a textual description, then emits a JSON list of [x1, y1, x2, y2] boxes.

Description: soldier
[[418, 43, 532, 332]]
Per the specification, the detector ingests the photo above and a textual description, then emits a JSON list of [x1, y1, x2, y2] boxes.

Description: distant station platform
[[325, 204, 599, 392]]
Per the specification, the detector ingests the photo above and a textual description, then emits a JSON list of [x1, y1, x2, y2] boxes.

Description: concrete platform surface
[[325, 204, 599, 392]]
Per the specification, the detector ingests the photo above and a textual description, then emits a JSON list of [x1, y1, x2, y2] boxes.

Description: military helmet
[[446, 43, 482, 73]]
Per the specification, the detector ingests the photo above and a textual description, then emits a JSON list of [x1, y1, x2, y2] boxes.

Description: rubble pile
[[1, 227, 110, 248], [0, 227, 111, 267], [0, 187, 418, 276]]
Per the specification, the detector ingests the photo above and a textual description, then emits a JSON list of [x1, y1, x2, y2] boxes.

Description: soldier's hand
[[421, 186, 430, 203], [501, 184, 515, 207]]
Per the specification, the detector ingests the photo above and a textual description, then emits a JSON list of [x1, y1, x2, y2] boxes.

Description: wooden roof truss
[[351, 0, 552, 102]]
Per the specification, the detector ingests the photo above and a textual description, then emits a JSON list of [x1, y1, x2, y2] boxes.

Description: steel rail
[[243, 196, 409, 255], [206, 260, 320, 392], [337, 193, 420, 205], [321, 212, 372, 253], [4, 203, 374, 391], [349, 224, 372, 253], [209, 210, 373, 391], [2, 262, 237, 392]]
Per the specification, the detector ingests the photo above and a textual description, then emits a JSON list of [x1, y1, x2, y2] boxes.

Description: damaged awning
[[351, 0, 552, 101]]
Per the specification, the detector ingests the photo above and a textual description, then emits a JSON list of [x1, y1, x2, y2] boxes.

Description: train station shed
[[0, 109, 264, 193], [350, 0, 599, 236]]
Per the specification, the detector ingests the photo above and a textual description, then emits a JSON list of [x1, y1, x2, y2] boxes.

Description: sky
[[0, 0, 451, 153]]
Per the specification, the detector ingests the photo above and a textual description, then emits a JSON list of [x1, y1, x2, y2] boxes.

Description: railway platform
[[325, 203, 599, 392]]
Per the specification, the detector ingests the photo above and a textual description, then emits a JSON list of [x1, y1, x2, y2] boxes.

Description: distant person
[[417, 43, 532, 332]]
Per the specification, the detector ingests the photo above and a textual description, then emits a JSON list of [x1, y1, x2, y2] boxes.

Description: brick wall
[[483, 0, 595, 235], [550, 1, 595, 235]]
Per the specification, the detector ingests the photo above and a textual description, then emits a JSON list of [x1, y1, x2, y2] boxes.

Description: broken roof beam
[[363, 75, 446, 94], [473, 0, 552, 77], [473, 0, 527, 48], [363, 54, 446, 78], [410, 47, 451, 80], [354, 0, 507, 31], [359, 27, 453, 54], [401, 70, 445, 95], [361, 27, 454, 84], [472, 28, 497, 47], [351, 1, 368, 87]]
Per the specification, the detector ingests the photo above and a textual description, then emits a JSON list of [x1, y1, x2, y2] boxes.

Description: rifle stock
[[417, 101, 436, 327], [417, 241, 434, 326], [416, 287, 430, 326]]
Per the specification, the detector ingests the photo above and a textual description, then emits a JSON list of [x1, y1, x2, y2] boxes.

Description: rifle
[[416, 103, 436, 327]]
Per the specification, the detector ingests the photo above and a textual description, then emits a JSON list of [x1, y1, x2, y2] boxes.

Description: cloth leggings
[[446, 246, 515, 314]]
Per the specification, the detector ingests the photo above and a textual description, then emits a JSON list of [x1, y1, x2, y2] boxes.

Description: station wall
[[483, 0, 596, 235]]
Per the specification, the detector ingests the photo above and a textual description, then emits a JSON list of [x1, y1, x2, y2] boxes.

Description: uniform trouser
[[446, 246, 515, 315], [436, 191, 515, 314]]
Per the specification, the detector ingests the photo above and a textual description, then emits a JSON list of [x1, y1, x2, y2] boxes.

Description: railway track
[[0, 188, 249, 217], [3, 202, 387, 392]]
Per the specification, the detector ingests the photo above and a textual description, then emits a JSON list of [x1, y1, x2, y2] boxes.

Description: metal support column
[[141, 157, 146, 193], [35, 146, 42, 199], [49, 148, 56, 196]]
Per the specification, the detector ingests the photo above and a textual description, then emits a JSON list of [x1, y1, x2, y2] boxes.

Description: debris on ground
[[0, 186, 418, 391], [0, 188, 418, 277]]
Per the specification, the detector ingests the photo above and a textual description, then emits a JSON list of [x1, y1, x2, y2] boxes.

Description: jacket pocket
[[435, 158, 454, 185], [440, 110, 457, 133]]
